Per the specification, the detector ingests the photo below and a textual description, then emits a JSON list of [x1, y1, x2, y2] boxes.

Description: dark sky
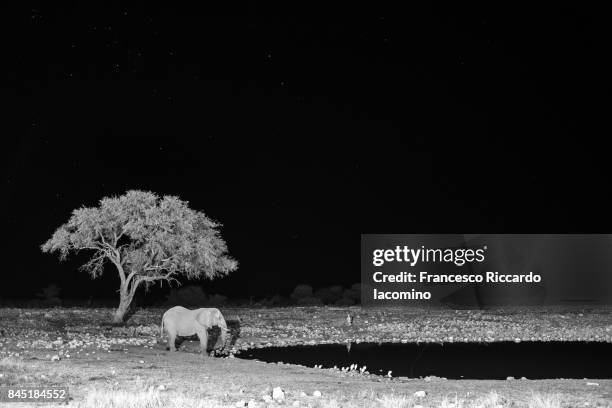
[[4, 4, 611, 300]]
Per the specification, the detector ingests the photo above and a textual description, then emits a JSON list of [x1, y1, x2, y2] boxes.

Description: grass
[[59, 387, 570, 408], [74, 388, 228, 408], [527, 392, 562, 408], [377, 394, 415, 408], [0, 356, 27, 370]]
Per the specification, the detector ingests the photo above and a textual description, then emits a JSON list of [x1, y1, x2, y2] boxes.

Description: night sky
[[4, 4, 611, 301]]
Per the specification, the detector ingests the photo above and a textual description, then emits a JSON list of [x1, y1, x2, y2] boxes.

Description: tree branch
[[113, 258, 126, 284], [126, 270, 138, 286], [138, 269, 179, 286]]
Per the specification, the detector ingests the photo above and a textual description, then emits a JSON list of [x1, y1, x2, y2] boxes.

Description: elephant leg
[[167, 332, 177, 352], [196, 329, 209, 357], [175, 336, 186, 350]]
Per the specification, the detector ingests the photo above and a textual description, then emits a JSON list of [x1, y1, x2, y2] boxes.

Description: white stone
[[414, 390, 427, 398], [272, 387, 285, 401], [157, 384, 166, 391], [313, 390, 322, 397], [235, 400, 246, 407]]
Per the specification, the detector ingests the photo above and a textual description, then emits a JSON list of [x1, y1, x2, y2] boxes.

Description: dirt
[[1, 306, 611, 407]]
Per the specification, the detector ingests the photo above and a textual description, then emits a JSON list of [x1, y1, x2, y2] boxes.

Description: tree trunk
[[112, 286, 132, 324]]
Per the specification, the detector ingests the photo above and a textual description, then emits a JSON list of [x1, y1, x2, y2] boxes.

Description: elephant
[[161, 306, 229, 355]]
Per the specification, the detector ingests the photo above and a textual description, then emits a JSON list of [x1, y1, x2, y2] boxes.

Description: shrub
[[290, 284, 313, 301], [38, 284, 62, 307], [207, 294, 227, 306], [227, 298, 249, 306], [165, 285, 208, 307], [297, 296, 323, 306], [335, 297, 355, 306], [271, 294, 291, 306], [25, 299, 43, 308], [256, 297, 274, 307], [343, 287, 360, 303], [314, 285, 344, 304]]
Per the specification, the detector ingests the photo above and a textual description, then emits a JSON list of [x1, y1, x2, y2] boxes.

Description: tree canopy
[[42, 190, 238, 321]]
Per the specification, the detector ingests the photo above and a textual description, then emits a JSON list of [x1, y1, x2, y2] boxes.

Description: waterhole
[[237, 341, 612, 379]]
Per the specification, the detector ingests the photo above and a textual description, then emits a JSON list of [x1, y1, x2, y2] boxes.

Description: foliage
[[164, 285, 227, 307], [342, 287, 360, 303], [37, 284, 62, 307], [41, 190, 238, 322], [334, 297, 355, 306], [314, 285, 344, 304], [290, 284, 313, 301], [296, 296, 323, 306], [271, 294, 291, 306], [207, 294, 227, 306], [164, 285, 208, 307]]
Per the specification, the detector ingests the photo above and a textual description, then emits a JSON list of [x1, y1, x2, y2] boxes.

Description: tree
[[41, 190, 238, 323]]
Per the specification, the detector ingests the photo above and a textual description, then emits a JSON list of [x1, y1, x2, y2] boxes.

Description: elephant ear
[[198, 309, 212, 327]]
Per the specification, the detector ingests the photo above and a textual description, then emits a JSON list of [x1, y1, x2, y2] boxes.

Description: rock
[[51, 354, 60, 361], [247, 399, 258, 408], [299, 391, 307, 397], [414, 390, 427, 398], [272, 387, 285, 401], [235, 400, 246, 407], [157, 385, 166, 391], [139, 360, 145, 364], [506, 376, 514, 381], [586, 382, 599, 386], [313, 390, 322, 397], [262, 395, 273, 403], [292, 401, 300, 407]]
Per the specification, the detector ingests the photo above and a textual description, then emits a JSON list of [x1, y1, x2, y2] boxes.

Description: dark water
[[237, 342, 612, 379]]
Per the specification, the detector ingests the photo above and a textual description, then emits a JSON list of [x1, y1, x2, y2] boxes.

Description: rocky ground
[[0, 306, 611, 407]]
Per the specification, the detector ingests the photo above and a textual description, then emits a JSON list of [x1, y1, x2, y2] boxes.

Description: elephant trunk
[[217, 314, 229, 347]]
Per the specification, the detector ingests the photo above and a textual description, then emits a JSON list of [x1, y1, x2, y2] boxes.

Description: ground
[[0, 306, 611, 407]]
